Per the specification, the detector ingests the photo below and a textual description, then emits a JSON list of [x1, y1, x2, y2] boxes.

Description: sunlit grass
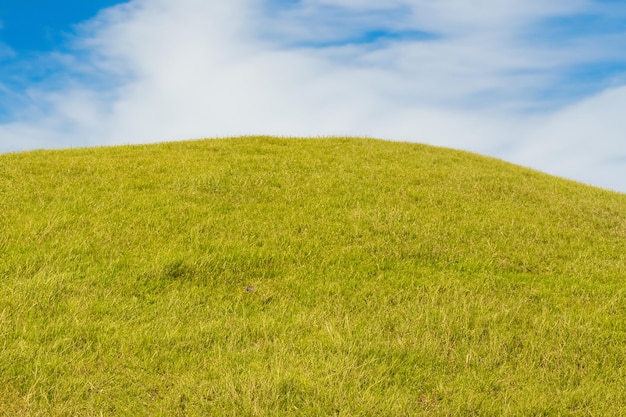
[[1, 137, 626, 415]]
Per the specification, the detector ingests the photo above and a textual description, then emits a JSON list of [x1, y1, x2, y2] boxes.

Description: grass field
[[1, 137, 626, 416]]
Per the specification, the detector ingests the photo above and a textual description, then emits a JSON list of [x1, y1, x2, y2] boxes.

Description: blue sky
[[1, 0, 625, 192], [0, 1, 123, 51]]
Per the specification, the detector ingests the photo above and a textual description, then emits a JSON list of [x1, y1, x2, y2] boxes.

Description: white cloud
[[0, 0, 625, 192], [510, 85, 626, 192]]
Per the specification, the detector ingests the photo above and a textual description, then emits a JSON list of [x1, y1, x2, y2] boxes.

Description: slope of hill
[[1, 137, 625, 415]]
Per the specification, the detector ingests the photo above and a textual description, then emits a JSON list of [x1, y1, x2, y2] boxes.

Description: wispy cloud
[[0, 0, 625, 192]]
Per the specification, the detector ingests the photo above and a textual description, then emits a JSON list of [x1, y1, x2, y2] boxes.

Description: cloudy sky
[[1, 0, 625, 192]]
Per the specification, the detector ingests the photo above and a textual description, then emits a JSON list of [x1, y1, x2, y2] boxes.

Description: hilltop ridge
[[2, 137, 626, 415]]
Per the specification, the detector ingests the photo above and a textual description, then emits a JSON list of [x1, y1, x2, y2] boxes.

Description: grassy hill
[[1, 137, 626, 416]]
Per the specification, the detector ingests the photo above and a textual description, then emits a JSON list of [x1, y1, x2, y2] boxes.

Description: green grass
[[1, 136, 626, 416]]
